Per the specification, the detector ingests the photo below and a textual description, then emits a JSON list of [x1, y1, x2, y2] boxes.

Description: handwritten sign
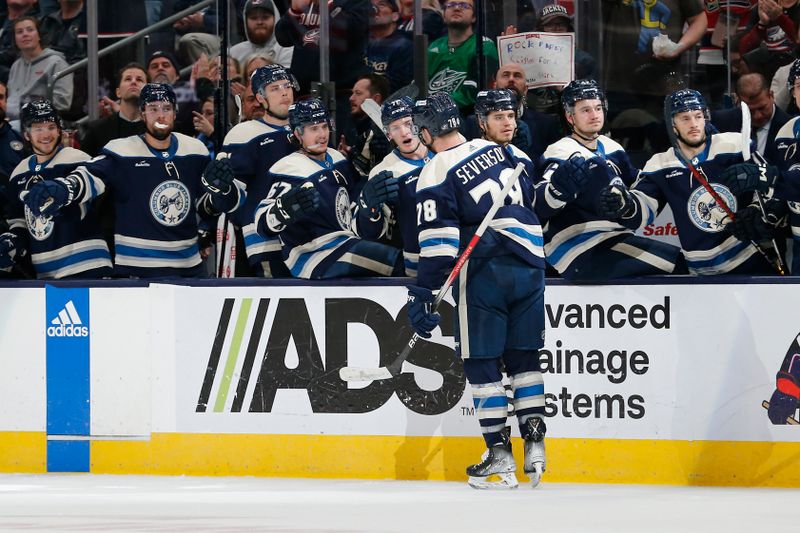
[[497, 32, 575, 89]]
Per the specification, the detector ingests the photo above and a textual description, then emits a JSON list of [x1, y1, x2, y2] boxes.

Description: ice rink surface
[[0, 474, 796, 532]]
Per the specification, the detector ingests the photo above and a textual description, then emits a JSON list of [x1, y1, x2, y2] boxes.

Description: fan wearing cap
[[352, 96, 431, 276], [230, 0, 293, 68], [22, 84, 246, 279], [533, 78, 685, 280], [217, 64, 298, 277], [254, 98, 404, 279], [1, 99, 112, 279]]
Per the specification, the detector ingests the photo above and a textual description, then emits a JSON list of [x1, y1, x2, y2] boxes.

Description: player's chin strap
[[664, 100, 783, 275]]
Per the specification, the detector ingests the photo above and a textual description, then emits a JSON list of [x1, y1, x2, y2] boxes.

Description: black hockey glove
[[360, 170, 399, 210], [717, 161, 778, 196], [548, 154, 589, 203], [407, 285, 441, 339], [368, 127, 392, 162], [273, 183, 320, 225], [597, 182, 636, 220], [202, 158, 235, 195], [768, 371, 800, 424], [725, 205, 776, 244], [0, 232, 24, 269], [24, 177, 78, 217]]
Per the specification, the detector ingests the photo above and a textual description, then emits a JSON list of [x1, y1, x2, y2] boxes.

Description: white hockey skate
[[522, 417, 546, 488], [466, 430, 518, 490]]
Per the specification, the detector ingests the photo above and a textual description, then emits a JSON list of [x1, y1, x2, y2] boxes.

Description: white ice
[[0, 474, 796, 532]]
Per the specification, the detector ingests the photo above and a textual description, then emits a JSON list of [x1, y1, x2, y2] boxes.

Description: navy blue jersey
[[6, 147, 112, 278], [772, 116, 800, 273], [69, 133, 235, 277], [628, 132, 766, 275], [415, 139, 544, 290], [221, 118, 294, 270], [354, 147, 431, 277], [255, 148, 364, 279], [0, 122, 27, 182], [536, 135, 640, 274]]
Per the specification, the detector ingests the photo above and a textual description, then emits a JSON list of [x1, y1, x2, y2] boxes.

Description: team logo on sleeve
[[24, 206, 55, 241], [335, 187, 351, 230], [687, 184, 736, 232], [150, 180, 191, 226]]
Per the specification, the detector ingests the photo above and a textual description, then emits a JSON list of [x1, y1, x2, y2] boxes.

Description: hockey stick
[[740, 103, 786, 275], [360, 83, 421, 131], [761, 400, 800, 425], [339, 161, 526, 382], [664, 100, 780, 273]]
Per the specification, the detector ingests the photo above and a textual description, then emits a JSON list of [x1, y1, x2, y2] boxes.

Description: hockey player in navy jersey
[[219, 64, 297, 277], [24, 84, 244, 278], [255, 98, 404, 279], [409, 92, 547, 489], [0, 100, 112, 279], [766, 60, 800, 274], [537, 79, 685, 280], [353, 96, 431, 277], [601, 89, 782, 275]]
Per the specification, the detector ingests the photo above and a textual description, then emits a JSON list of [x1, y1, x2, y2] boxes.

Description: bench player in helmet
[[219, 64, 297, 277], [536, 79, 686, 280], [255, 98, 403, 279], [765, 59, 800, 274], [24, 83, 244, 278], [1, 99, 112, 278], [603, 88, 783, 275], [408, 92, 547, 489], [352, 96, 431, 276]]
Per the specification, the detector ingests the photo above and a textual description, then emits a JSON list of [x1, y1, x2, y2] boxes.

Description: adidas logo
[[47, 300, 89, 337]]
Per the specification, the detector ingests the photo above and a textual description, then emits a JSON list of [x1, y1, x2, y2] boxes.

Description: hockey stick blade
[[761, 400, 800, 425], [339, 162, 526, 383], [361, 98, 383, 130]]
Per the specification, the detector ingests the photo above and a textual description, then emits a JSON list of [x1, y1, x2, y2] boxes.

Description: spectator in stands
[[461, 63, 562, 167], [80, 63, 147, 157], [0, 80, 27, 185], [240, 82, 265, 120], [340, 73, 391, 178], [172, 0, 221, 64], [366, 0, 413, 93], [427, 0, 498, 115], [39, 0, 87, 65], [275, 0, 371, 137], [230, 0, 292, 68], [243, 53, 273, 79], [397, 0, 445, 40], [536, 4, 595, 79], [193, 96, 216, 156], [739, 0, 800, 81], [712, 72, 790, 163], [6, 16, 72, 122], [147, 50, 200, 137], [0, 0, 38, 82]]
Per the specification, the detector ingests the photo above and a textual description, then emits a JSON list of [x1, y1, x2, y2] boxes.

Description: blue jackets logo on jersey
[[25, 206, 55, 241], [687, 184, 736, 232], [335, 188, 351, 230], [151, 180, 191, 226]]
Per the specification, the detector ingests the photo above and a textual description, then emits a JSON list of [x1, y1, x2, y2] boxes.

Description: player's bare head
[[289, 99, 330, 155], [251, 64, 297, 120], [412, 93, 461, 148], [666, 89, 708, 149], [382, 96, 419, 153], [475, 89, 517, 144], [140, 83, 177, 141], [561, 79, 606, 139], [21, 99, 62, 157]]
